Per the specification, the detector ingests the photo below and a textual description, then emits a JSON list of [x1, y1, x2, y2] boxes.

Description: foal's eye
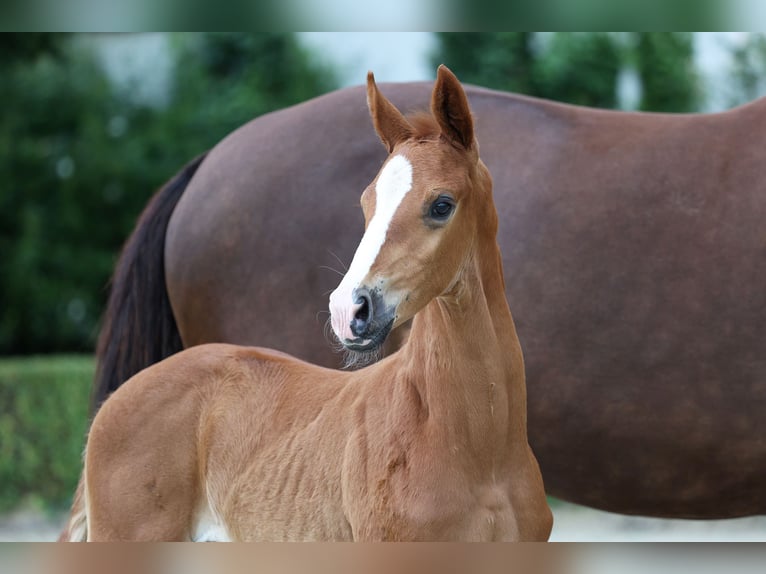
[[429, 196, 455, 220]]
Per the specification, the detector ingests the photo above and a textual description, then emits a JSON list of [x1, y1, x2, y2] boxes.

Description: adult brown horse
[[94, 74, 766, 519]]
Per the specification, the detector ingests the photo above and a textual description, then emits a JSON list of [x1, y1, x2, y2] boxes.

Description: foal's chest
[[354, 459, 520, 541], [462, 483, 520, 541]]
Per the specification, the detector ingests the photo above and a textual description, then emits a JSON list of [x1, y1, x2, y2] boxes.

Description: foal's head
[[329, 65, 496, 360]]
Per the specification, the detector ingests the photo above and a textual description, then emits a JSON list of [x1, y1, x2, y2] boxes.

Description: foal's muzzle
[[329, 285, 395, 352]]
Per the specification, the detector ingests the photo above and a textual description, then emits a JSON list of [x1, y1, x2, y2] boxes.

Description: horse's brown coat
[[67, 68, 551, 541]]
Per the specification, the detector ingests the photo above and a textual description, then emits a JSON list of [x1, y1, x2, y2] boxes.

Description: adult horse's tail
[[91, 153, 208, 413]]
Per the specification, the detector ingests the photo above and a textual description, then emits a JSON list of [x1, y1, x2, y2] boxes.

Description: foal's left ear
[[431, 65, 474, 150], [367, 71, 414, 153]]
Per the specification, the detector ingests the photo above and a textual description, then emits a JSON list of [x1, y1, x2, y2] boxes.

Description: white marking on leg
[[329, 154, 413, 341], [68, 506, 87, 542], [192, 504, 231, 542]]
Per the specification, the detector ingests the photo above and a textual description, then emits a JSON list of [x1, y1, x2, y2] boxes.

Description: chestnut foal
[[63, 66, 551, 542]]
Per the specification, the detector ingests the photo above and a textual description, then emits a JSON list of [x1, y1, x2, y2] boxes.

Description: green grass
[[0, 355, 93, 513]]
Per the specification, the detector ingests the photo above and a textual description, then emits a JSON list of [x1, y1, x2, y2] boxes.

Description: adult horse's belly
[[166, 83, 766, 518]]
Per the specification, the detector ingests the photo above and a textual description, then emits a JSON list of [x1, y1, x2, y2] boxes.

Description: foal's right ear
[[431, 65, 474, 150], [367, 71, 413, 153]]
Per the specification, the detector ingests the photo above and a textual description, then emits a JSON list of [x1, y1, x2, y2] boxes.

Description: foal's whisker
[[318, 265, 346, 278], [323, 316, 344, 352], [320, 313, 381, 370], [342, 347, 381, 370], [327, 249, 349, 272]]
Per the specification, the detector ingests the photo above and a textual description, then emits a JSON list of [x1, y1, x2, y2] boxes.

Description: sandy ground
[[548, 502, 766, 542], [2, 501, 765, 542], [0, 507, 66, 542]]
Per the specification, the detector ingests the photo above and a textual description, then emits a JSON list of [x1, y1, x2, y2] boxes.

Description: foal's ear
[[431, 65, 474, 150], [367, 71, 413, 153]]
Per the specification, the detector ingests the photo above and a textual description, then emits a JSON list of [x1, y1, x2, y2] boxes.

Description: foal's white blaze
[[329, 154, 413, 342]]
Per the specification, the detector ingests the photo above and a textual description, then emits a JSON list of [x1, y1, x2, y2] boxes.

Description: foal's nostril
[[355, 296, 370, 321], [350, 291, 373, 338]]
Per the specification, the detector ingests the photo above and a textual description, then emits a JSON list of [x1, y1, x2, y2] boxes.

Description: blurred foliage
[[0, 33, 65, 65], [0, 355, 93, 512], [634, 33, 700, 112], [727, 34, 766, 106], [0, 33, 337, 354], [428, 33, 540, 96], [433, 32, 699, 111], [537, 33, 623, 109]]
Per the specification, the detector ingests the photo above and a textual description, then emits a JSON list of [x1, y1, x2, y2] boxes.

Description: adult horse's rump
[[95, 81, 766, 519]]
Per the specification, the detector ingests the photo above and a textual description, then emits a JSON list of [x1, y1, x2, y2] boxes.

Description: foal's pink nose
[[329, 288, 366, 342]]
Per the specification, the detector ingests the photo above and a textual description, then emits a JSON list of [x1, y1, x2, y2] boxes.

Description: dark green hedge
[[0, 355, 92, 512]]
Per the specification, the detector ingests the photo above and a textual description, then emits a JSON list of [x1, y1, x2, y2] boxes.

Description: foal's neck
[[400, 234, 527, 449]]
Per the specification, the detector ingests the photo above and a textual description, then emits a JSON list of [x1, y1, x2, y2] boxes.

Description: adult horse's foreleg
[[90, 153, 208, 413]]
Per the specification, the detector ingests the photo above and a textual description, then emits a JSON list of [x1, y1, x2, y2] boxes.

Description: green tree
[[167, 33, 337, 154], [727, 34, 766, 107], [0, 33, 65, 65], [634, 32, 699, 112], [536, 33, 622, 109], [0, 33, 338, 354], [0, 42, 119, 353], [433, 33, 539, 95], [433, 32, 700, 112], [433, 32, 622, 109]]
